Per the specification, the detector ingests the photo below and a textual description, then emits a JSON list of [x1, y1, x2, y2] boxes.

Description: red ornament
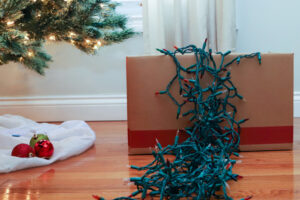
[[11, 143, 35, 158], [34, 140, 54, 159]]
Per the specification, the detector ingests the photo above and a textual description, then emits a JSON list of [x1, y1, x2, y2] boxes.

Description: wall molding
[[294, 92, 300, 117], [0, 95, 127, 122], [0, 92, 299, 122]]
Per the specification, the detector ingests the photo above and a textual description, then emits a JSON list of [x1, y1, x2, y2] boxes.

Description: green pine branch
[[0, 0, 134, 74]]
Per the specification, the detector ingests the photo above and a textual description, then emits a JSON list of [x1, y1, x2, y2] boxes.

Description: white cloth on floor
[[0, 114, 96, 173]]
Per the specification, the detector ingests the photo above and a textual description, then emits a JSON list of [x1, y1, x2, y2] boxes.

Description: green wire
[[97, 41, 260, 200]]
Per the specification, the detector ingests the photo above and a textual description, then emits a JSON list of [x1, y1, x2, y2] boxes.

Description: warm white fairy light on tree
[[0, 0, 134, 74]]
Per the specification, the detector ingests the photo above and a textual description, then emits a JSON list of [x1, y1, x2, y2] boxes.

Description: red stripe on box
[[239, 126, 293, 145], [128, 126, 293, 148]]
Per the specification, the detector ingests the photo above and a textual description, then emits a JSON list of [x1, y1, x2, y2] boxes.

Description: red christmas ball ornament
[[34, 140, 54, 159], [11, 143, 35, 158]]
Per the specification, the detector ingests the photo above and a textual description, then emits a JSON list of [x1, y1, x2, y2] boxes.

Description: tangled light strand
[[95, 41, 261, 200]]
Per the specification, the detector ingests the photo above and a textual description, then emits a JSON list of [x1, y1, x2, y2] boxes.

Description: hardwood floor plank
[[0, 120, 299, 199]]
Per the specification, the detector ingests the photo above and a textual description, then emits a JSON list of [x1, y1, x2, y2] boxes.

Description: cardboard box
[[127, 53, 294, 154]]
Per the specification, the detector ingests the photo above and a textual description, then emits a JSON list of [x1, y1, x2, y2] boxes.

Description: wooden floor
[[1, 119, 300, 200]]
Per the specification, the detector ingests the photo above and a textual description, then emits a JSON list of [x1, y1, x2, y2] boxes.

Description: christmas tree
[[0, 0, 134, 74]]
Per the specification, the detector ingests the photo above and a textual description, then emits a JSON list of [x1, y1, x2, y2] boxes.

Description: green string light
[[94, 41, 261, 200]]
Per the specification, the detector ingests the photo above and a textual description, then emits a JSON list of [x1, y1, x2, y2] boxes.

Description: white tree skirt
[[0, 115, 96, 173]]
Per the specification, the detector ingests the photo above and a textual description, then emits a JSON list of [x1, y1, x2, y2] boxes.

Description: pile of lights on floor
[[94, 40, 261, 200]]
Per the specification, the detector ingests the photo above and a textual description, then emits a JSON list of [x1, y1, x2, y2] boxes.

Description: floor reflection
[[0, 145, 97, 200], [0, 121, 298, 200], [293, 119, 300, 200]]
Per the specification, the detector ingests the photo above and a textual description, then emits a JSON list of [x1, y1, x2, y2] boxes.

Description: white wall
[[236, 0, 300, 90], [2, 0, 300, 121], [0, 0, 143, 97], [0, 35, 143, 97], [0, 35, 144, 121], [0, 1, 143, 121]]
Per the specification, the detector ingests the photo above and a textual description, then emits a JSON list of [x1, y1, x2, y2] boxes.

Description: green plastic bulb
[[30, 134, 50, 148]]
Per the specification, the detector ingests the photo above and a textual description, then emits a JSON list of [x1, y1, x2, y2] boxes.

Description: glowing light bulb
[[49, 35, 56, 41], [97, 41, 102, 46], [100, 3, 105, 8], [70, 40, 75, 45], [69, 32, 76, 37], [85, 39, 91, 44], [93, 45, 98, 50], [6, 21, 14, 26], [27, 51, 34, 57], [24, 34, 30, 40]]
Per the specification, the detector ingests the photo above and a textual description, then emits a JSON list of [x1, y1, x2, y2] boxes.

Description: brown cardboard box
[[127, 53, 294, 154]]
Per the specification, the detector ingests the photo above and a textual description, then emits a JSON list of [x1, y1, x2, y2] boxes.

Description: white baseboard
[[294, 92, 300, 117], [0, 95, 127, 122], [0, 92, 299, 122]]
